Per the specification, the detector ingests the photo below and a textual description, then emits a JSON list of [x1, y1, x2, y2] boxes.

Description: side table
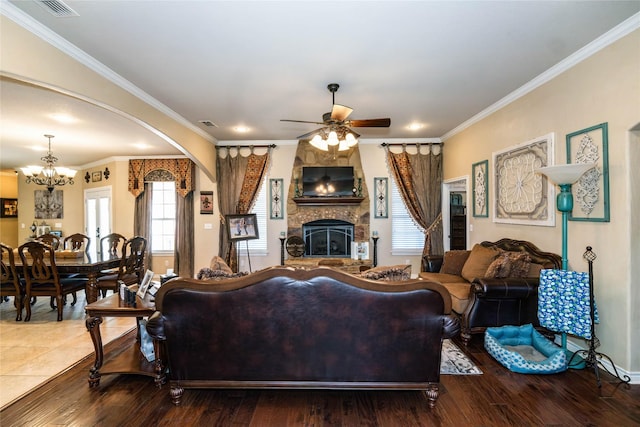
[[85, 291, 163, 388]]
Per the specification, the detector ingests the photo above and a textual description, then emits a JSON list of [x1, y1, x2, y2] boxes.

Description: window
[[151, 181, 176, 252], [239, 179, 268, 255], [391, 180, 424, 255]]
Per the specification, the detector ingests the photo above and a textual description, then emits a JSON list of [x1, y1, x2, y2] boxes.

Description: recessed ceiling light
[[407, 123, 424, 131], [49, 113, 77, 124], [234, 126, 250, 133]]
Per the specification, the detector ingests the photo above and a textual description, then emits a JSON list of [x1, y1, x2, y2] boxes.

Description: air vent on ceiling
[[36, 0, 79, 17], [198, 120, 218, 128]]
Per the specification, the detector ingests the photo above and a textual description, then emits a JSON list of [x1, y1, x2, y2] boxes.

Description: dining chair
[[97, 236, 147, 297], [60, 233, 91, 305], [18, 241, 87, 321], [63, 233, 91, 253], [36, 233, 61, 250], [1, 243, 25, 321], [99, 233, 127, 258], [96, 233, 128, 288]]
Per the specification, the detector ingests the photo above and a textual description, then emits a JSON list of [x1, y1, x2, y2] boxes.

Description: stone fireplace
[[285, 141, 371, 271]]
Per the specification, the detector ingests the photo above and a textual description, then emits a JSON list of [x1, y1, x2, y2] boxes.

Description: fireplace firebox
[[303, 219, 354, 258]]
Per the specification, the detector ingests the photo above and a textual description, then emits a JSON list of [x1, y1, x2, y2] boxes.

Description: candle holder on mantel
[[294, 178, 302, 198]]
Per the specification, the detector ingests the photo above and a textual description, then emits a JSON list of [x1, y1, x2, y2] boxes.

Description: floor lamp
[[537, 163, 595, 365]]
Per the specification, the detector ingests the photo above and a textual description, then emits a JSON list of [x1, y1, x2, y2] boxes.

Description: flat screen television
[[302, 166, 355, 197]]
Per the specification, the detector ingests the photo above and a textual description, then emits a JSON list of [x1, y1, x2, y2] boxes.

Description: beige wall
[[0, 172, 19, 247], [444, 30, 640, 372]]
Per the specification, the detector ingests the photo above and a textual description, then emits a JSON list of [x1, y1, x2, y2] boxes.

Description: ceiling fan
[[280, 83, 391, 141]]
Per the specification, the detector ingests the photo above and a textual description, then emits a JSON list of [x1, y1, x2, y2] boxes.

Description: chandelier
[[308, 126, 359, 152], [21, 134, 77, 192]]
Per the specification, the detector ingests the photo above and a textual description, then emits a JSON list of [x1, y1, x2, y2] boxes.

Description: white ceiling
[[1, 1, 639, 172]]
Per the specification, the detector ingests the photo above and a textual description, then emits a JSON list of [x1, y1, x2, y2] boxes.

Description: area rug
[[440, 339, 483, 375]]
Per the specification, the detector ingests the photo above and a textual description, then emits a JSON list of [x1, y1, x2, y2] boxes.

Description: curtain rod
[[380, 142, 443, 147], [217, 144, 276, 149]]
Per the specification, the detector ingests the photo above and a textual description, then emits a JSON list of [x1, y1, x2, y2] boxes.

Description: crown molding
[[441, 12, 640, 141], [1, 2, 213, 143]]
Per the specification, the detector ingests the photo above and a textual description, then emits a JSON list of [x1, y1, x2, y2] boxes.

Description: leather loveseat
[[146, 266, 459, 407], [420, 238, 561, 345]]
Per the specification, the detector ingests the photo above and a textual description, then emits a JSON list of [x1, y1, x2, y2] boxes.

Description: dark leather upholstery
[[147, 266, 459, 408], [423, 238, 561, 344], [465, 277, 540, 337]]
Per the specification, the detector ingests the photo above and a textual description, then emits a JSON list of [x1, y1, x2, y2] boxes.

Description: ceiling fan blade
[[281, 119, 326, 125], [331, 104, 353, 122], [347, 118, 391, 127], [296, 127, 325, 140]]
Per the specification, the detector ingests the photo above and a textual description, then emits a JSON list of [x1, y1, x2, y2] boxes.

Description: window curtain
[[386, 144, 443, 256], [175, 191, 194, 278], [130, 159, 196, 278], [134, 182, 152, 271], [217, 146, 271, 272]]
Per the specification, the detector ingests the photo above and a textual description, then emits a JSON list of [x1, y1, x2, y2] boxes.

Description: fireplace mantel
[[293, 197, 364, 206]]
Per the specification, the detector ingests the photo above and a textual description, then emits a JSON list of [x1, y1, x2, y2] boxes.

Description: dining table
[[14, 250, 122, 304]]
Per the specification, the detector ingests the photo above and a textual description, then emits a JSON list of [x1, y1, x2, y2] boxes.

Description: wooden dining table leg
[[85, 271, 99, 304]]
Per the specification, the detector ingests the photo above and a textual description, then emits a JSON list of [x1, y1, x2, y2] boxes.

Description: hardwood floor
[[1, 331, 638, 426]]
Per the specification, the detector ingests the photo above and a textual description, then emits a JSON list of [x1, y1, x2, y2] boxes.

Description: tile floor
[[0, 293, 134, 409]]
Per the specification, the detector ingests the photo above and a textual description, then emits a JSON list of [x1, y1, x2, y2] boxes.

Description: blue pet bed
[[484, 324, 567, 374]]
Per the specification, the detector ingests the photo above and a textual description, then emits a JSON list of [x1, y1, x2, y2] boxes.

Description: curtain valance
[[128, 158, 195, 198]]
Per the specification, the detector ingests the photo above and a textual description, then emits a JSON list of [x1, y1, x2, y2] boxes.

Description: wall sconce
[[103, 167, 110, 180], [84, 172, 90, 183]]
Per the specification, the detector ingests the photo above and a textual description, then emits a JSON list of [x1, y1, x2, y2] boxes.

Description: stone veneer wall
[[286, 141, 370, 242]]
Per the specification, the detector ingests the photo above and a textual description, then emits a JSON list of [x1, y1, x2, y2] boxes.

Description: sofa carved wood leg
[[461, 328, 472, 346], [170, 386, 184, 405], [424, 384, 439, 408]]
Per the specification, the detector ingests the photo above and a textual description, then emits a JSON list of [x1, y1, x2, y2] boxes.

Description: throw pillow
[[440, 250, 471, 275], [197, 268, 248, 280], [485, 251, 533, 279], [485, 253, 512, 278], [507, 252, 532, 278], [209, 255, 233, 274], [361, 264, 411, 281], [461, 244, 501, 282]]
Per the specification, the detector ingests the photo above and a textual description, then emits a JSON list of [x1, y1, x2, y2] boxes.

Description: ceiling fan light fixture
[[309, 135, 329, 151], [282, 83, 389, 151], [338, 139, 350, 151], [345, 132, 358, 147], [327, 130, 339, 146]]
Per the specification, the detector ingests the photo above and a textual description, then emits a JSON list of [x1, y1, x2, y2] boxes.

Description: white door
[[85, 186, 112, 258]]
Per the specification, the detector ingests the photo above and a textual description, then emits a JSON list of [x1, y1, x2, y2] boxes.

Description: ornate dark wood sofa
[[146, 266, 459, 408], [420, 238, 561, 345]]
